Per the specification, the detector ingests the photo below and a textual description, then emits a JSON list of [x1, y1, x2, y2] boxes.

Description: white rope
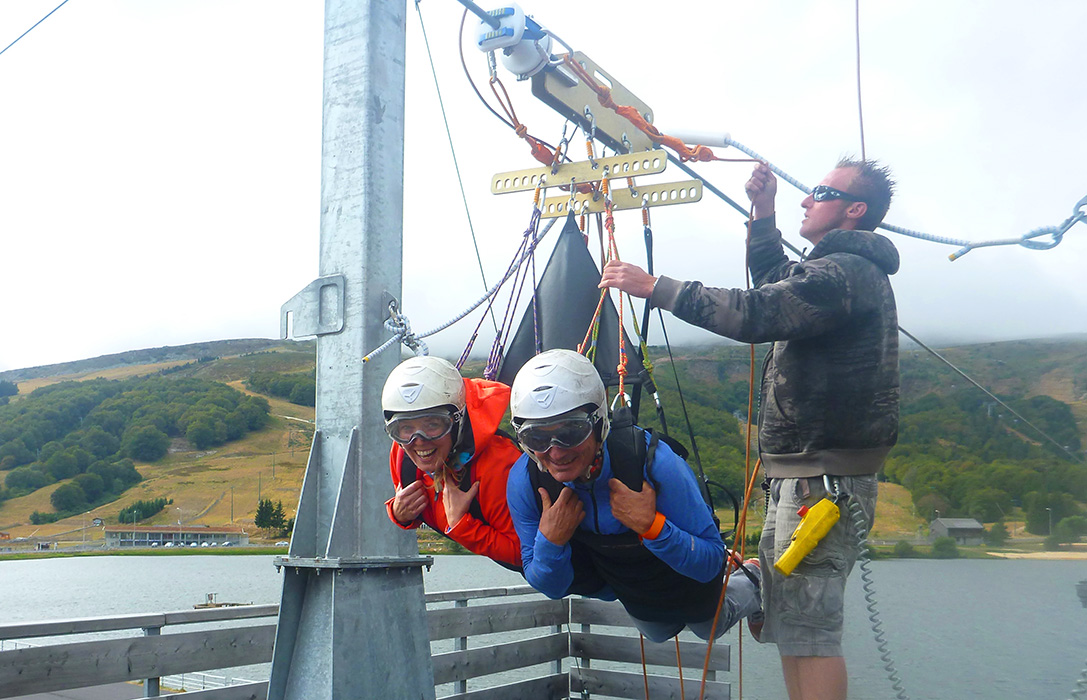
[[722, 137, 1087, 260]]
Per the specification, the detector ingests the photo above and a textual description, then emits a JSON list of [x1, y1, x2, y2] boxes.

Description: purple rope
[[483, 208, 542, 379], [457, 232, 530, 371]]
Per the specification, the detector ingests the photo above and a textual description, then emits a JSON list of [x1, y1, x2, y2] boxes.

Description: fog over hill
[[0, 339, 314, 383]]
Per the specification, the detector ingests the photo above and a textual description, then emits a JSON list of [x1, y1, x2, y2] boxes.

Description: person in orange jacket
[[382, 356, 523, 570]]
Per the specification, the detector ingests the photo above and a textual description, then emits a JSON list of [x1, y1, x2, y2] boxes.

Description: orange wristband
[[640, 512, 667, 540]]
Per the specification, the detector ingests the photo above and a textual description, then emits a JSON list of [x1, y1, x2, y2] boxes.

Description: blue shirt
[[506, 435, 725, 600]]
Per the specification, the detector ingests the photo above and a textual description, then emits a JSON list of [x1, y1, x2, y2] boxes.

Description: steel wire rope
[[0, 0, 71, 58], [674, 156, 1085, 464], [679, 153, 1083, 463], [898, 327, 1086, 465], [414, 0, 497, 332], [361, 216, 559, 363]]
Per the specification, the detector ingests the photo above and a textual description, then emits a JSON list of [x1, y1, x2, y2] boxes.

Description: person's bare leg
[[781, 656, 847, 700], [781, 656, 804, 700]]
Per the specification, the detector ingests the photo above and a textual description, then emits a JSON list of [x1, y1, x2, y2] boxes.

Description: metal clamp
[[280, 275, 346, 339]]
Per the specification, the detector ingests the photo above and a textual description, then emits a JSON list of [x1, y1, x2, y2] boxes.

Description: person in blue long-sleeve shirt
[[506, 349, 761, 643]]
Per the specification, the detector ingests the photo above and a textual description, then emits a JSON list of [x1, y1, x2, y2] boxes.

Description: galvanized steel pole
[[269, 1, 434, 698]]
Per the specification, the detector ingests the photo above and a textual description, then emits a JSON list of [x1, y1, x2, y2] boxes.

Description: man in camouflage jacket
[[600, 159, 899, 700]]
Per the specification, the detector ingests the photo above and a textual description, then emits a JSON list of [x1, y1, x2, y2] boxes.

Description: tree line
[[119, 497, 174, 524], [0, 376, 270, 515], [618, 344, 1086, 534], [245, 371, 315, 407]]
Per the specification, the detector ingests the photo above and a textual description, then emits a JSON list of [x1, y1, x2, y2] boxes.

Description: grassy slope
[[0, 352, 315, 545]]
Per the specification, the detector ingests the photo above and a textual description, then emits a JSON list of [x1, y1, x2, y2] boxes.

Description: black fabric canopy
[[496, 212, 643, 391]]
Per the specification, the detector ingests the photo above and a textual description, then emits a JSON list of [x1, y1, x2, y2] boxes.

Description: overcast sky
[[1, 0, 1085, 373]]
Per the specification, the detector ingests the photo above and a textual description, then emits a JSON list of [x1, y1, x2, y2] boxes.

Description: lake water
[[1, 554, 1085, 700]]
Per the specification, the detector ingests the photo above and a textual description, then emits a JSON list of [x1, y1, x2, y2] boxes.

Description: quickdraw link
[[584, 106, 599, 170]]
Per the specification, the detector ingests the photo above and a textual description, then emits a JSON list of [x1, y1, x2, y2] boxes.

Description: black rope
[[416, 1, 497, 332], [657, 310, 716, 514], [899, 327, 1085, 464]]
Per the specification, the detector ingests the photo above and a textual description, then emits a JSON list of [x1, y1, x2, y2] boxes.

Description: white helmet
[[382, 356, 466, 421], [510, 349, 609, 440]]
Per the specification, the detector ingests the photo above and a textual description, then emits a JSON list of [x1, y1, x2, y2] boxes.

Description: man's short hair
[[837, 157, 895, 231]]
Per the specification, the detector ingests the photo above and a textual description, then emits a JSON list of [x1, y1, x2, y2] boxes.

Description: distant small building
[[0, 532, 10, 540], [103, 525, 249, 548], [930, 518, 986, 546]]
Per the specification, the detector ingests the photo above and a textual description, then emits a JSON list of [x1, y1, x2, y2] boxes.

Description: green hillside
[[1, 336, 1084, 550]]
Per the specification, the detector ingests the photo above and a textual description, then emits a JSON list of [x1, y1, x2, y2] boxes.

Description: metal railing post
[[142, 625, 161, 697], [454, 598, 468, 695]]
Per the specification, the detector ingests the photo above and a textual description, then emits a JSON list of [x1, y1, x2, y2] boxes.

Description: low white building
[[104, 525, 248, 548]]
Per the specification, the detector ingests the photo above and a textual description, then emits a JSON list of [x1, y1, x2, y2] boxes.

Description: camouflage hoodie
[[650, 216, 900, 478]]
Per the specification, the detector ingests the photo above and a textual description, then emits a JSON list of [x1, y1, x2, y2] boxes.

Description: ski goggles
[[517, 416, 595, 453], [385, 411, 456, 445], [811, 184, 866, 203]]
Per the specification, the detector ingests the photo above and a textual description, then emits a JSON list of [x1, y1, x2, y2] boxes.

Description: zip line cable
[[898, 327, 1086, 465], [0, 0, 72, 58], [415, 0, 497, 333]]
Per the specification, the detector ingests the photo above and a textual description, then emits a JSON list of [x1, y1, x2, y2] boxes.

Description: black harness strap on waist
[[526, 416, 721, 621], [400, 455, 486, 524]]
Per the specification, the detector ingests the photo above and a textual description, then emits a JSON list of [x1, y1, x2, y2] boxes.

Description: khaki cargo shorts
[[757, 474, 877, 657]]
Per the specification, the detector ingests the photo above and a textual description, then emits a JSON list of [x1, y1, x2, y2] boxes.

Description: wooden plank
[[432, 633, 567, 684], [425, 585, 538, 604], [0, 613, 166, 640], [163, 605, 279, 625], [569, 597, 637, 627], [571, 631, 729, 672], [0, 625, 275, 698], [440, 673, 567, 700], [428, 599, 566, 641], [162, 681, 269, 700], [571, 666, 730, 700], [0, 605, 279, 641]]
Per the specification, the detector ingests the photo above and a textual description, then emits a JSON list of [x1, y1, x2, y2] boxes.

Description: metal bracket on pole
[[531, 51, 655, 154], [540, 179, 703, 218], [490, 150, 669, 195], [280, 275, 346, 339]]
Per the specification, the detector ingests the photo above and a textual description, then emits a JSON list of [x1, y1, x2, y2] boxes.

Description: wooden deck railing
[[0, 585, 734, 700]]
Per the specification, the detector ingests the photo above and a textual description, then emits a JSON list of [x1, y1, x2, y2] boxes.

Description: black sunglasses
[[811, 184, 866, 203]]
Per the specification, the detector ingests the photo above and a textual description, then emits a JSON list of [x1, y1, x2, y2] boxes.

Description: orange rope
[[562, 55, 758, 165], [578, 173, 629, 408], [675, 637, 686, 700], [697, 203, 763, 700], [639, 634, 651, 699], [488, 73, 561, 168]]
